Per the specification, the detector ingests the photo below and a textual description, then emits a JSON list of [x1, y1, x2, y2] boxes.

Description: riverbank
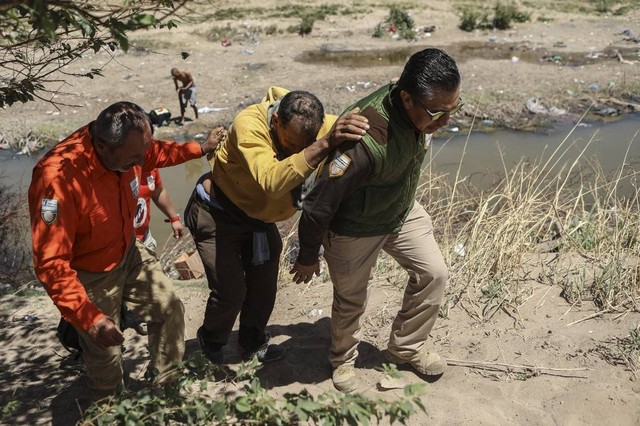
[[0, 1, 639, 144]]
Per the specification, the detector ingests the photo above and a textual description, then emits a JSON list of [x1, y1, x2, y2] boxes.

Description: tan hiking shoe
[[332, 364, 358, 393], [385, 348, 446, 376]]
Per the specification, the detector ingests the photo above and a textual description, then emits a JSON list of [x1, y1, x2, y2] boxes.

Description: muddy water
[[1, 117, 638, 248], [296, 41, 640, 68]]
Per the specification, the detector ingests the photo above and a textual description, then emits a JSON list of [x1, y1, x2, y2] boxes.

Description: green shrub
[[460, 9, 479, 31], [594, 0, 611, 13], [459, 2, 530, 31], [372, 23, 384, 38], [385, 6, 416, 40], [265, 24, 277, 35], [204, 24, 237, 42], [287, 16, 314, 36]]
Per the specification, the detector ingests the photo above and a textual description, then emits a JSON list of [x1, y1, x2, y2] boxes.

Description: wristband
[[164, 215, 180, 223]]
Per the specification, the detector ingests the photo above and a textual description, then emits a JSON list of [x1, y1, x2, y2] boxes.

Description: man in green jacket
[[291, 48, 462, 392], [184, 87, 369, 364]]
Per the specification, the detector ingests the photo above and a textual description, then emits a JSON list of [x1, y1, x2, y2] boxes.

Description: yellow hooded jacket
[[210, 86, 337, 223]]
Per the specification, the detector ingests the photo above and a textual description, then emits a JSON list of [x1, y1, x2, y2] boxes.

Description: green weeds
[[81, 353, 426, 425], [459, 2, 531, 31]]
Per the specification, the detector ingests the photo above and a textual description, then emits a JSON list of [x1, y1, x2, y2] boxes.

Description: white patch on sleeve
[[41, 198, 58, 225], [329, 153, 351, 178]]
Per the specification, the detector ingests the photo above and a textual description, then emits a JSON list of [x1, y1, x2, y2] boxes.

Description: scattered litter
[[239, 49, 255, 55], [307, 308, 323, 319], [454, 243, 466, 257], [0, 142, 10, 150], [482, 119, 494, 126], [0, 283, 11, 291], [356, 81, 371, 89], [549, 106, 567, 116], [13, 314, 38, 322], [378, 376, 406, 390], [615, 51, 636, 65], [345, 85, 355, 92], [594, 106, 618, 116], [511, 56, 519, 63], [487, 35, 497, 43], [588, 83, 599, 91], [526, 97, 548, 114], [448, 127, 459, 133], [585, 51, 601, 59], [197, 106, 230, 114], [173, 251, 204, 280], [577, 123, 592, 128], [221, 38, 232, 47], [543, 54, 563, 63]]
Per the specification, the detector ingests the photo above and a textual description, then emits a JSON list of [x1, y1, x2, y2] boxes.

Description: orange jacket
[[28, 124, 202, 331]]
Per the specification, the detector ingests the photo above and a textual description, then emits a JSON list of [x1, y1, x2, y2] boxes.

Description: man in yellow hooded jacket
[[184, 87, 369, 363]]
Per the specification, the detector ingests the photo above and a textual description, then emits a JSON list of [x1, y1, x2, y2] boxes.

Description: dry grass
[[274, 114, 640, 324], [417, 117, 640, 321]]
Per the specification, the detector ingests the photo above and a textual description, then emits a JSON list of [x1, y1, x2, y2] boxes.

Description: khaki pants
[[75, 240, 185, 397], [323, 201, 448, 368]]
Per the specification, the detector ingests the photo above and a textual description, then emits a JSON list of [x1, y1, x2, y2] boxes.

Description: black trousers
[[184, 192, 282, 352]]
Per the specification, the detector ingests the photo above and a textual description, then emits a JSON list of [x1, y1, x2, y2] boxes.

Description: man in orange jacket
[[28, 101, 226, 400]]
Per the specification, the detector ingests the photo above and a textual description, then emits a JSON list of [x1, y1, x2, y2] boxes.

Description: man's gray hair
[[91, 101, 150, 149]]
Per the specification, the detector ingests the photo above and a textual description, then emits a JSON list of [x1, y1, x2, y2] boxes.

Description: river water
[[1, 116, 638, 247]]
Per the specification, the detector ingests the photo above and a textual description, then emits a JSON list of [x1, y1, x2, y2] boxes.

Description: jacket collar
[[384, 84, 419, 133]]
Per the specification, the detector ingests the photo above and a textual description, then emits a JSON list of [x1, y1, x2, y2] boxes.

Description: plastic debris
[[549, 107, 567, 116], [594, 107, 618, 116], [239, 49, 255, 55], [454, 243, 466, 257], [356, 81, 371, 89], [197, 106, 229, 114], [307, 308, 323, 319], [482, 119, 494, 126], [448, 127, 460, 133], [220, 38, 232, 47], [511, 56, 519, 63], [588, 83, 599, 91], [526, 97, 548, 114], [13, 314, 38, 322]]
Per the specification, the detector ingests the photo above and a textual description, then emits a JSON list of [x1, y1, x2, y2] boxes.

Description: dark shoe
[[197, 328, 223, 364], [240, 341, 285, 363], [131, 321, 148, 336]]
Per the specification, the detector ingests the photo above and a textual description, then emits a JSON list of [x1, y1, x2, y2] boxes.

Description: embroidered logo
[[329, 153, 351, 178], [130, 176, 139, 199], [41, 198, 58, 225], [133, 197, 147, 229], [146, 175, 156, 192]]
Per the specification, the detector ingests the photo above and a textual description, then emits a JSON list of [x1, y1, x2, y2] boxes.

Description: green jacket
[[330, 84, 429, 236]]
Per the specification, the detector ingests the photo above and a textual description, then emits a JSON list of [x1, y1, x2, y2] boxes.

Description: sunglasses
[[412, 96, 464, 121]]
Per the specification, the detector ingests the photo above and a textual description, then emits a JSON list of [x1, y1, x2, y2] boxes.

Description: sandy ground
[[1, 1, 640, 425], [2, 264, 640, 425]]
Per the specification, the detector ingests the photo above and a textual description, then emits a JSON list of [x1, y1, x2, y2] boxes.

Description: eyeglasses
[[412, 96, 464, 121]]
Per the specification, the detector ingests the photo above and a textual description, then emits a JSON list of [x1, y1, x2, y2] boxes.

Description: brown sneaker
[[332, 363, 358, 393], [385, 348, 446, 376]]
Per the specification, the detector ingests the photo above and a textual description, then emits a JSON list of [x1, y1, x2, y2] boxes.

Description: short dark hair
[[278, 91, 325, 141], [397, 48, 461, 99], [91, 101, 150, 149]]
